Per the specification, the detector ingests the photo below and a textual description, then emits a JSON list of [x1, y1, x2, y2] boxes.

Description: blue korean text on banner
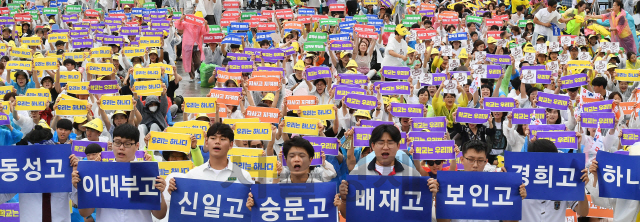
[[505, 152, 586, 201], [596, 151, 640, 201], [344, 16, 353, 22], [77, 161, 161, 210], [329, 33, 350, 41], [436, 171, 522, 220], [448, 32, 467, 41], [346, 175, 431, 222], [229, 22, 250, 31], [366, 14, 378, 20], [298, 8, 315, 15], [169, 178, 251, 221], [256, 32, 273, 42], [252, 182, 337, 222], [339, 21, 356, 29], [0, 144, 72, 193], [221, 34, 242, 45], [369, 19, 383, 27]]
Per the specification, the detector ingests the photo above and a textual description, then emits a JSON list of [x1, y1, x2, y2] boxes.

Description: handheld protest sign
[[209, 89, 241, 106], [122, 46, 146, 57], [66, 82, 89, 94], [10, 47, 32, 59], [245, 106, 280, 123], [26, 88, 51, 101], [166, 127, 204, 146], [21, 36, 41, 46], [15, 96, 47, 111], [133, 80, 163, 96], [234, 122, 272, 140], [90, 46, 112, 58], [133, 67, 162, 79], [158, 161, 193, 179], [247, 77, 280, 91], [100, 95, 133, 110], [63, 52, 87, 62], [149, 63, 173, 74], [183, 97, 217, 113], [6, 61, 33, 70], [223, 118, 260, 125], [55, 99, 88, 116], [87, 63, 115, 75], [72, 141, 107, 157], [299, 104, 335, 121], [148, 131, 191, 153], [89, 80, 119, 94], [283, 117, 320, 135], [33, 57, 58, 71], [139, 36, 161, 47], [174, 120, 210, 132], [0, 144, 73, 193], [286, 95, 316, 110]]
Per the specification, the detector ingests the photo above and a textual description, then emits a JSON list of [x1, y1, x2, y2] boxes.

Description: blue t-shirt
[[52, 131, 77, 143], [11, 81, 36, 96]]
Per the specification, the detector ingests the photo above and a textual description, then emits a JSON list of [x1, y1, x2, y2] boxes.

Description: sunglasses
[[426, 160, 443, 166]]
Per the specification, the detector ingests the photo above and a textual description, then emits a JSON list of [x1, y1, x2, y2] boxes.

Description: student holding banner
[[135, 86, 168, 149]]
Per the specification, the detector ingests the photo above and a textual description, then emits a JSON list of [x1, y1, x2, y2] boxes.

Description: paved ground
[[173, 60, 210, 97]]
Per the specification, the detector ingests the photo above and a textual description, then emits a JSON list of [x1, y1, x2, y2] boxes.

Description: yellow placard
[[66, 82, 89, 94], [48, 33, 69, 43], [229, 156, 278, 178], [64, 52, 88, 62], [183, 97, 217, 113], [223, 118, 260, 125], [139, 36, 162, 47], [15, 96, 47, 111], [0, 42, 6, 52], [228, 147, 263, 157], [59, 71, 82, 83], [174, 120, 210, 132], [5, 61, 32, 70], [122, 46, 146, 57], [149, 63, 174, 74], [133, 67, 162, 79], [26, 88, 51, 101], [234, 122, 272, 140], [167, 127, 204, 146], [148, 131, 191, 153], [567, 60, 592, 73], [615, 69, 640, 82], [283, 116, 320, 135], [99, 95, 133, 111], [10, 47, 32, 59], [21, 36, 42, 46], [158, 161, 193, 179], [1, 101, 9, 114], [59, 94, 79, 100], [55, 99, 88, 116], [90, 46, 112, 58], [87, 62, 115, 75], [299, 104, 335, 120], [33, 57, 58, 71], [133, 80, 163, 96], [0, 86, 13, 97]]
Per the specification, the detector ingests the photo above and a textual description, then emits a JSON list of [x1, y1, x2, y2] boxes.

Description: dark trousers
[[176, 43, 182, 60], [205, 15, 216, 25], [346, 0, 358, 16], [190, 45, 201, 79]]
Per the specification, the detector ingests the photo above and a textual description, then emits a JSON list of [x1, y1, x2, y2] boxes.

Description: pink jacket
[[174, 19, 208, 72]]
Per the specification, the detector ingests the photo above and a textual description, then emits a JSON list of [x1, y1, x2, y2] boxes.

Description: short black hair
[[461, 140, 489, 157], [516, 5, 524, 11], [526, 86, 540, 98], [222, 58, 232, 65], [55, 40, 65, 46], [63, 59, 76, 67], [207, 122, 234, 141], [230, 44, 240, 49], [313, 78, 326, 86], [567, 87, 579, 92], [84, 143, 103, 155], [23, 125, 53, 144], [528, 139, 558, 152], [470, 31, 478, 37], [113, 124, 140, 143], [417, 87, 430, 97], [283, 136, 315, 159], [609, 91, 623, 100], [548, 0, 558, 7], [56, 118, 73, 131], [259, 40, 270, 46], [3, 92, 16, 101], [591, 77, 608, 88], [511, 78, 522, 91], [369, 124, 401, 147]]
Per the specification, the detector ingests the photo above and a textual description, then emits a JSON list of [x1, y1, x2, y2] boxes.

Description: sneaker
[[189, 79, 194, 82]]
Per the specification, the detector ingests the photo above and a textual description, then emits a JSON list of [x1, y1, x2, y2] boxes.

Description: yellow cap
[[395, 24, 409, 36], [262, 93, 275, 101], [345, 68, 358, 74], [43, 25, 51, 30], [113, 110, 127, 116], [382, 96, 390, 105], [293, 60, 305, 70], [537, 35, 545, 41], [487, 37, 497, 44], [134, 64, 143, 68], [196, 113, 209, 119], [74, 116, 87, 124], [459, 48, 468, 59], [291, 42, 299, 51], [607, 63, 617, 69], [135, 14, 142, 17], [124, 5, 130, 8], [83, 118, 104, 132], [34, 52, 44, 58], [354, 109, 372, 119], [523, 43, 536, 53], [407, 47, 415, 54], [346, 59, 358, 68], [7, 41, 15, 48], [111, 54, 119, 60], [194, 11, 204, 18], [600, 38, 609, 43], [149, 48, 158, 55], [163, 30, 168, 37], [431, 48, 439, 54], [38, 119, 51, 130], [49, 19, 55, 24], [340, 51, 351, 58], [390, 97, 400, 104]]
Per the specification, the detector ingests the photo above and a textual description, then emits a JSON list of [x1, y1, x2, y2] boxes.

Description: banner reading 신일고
[[55, 99, 88, 116], [234, 122, 272, 140], [33, 57, 58, 71], [183, 97, 217, 113], [15, 96, 47, 111], [283, 117, 319, 135], [99, 95, 133, 111], [148, 131, 191, 153], [158, 161, 193, 179], [166, 127, 204, 146], [87, 63, 115, 75]]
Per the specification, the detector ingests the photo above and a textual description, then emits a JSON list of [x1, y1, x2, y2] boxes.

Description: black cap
[[569, 45, 579, 51], [40, 76, 54, 85], [56, 49, 65, 55], [84, 143, 103, 155], [56, 118, 73, 131], [55, 40, 65, 46], [222, 58, 232, 65]]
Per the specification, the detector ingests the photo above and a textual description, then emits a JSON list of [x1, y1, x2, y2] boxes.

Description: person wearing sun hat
[[328, 50, 353, 74], [353, 109, 372, 126], [81, 118, 109, 142], [381, 24, 409, 69]]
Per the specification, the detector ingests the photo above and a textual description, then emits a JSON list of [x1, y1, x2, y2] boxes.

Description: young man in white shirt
[[73, 124, 168, 221], [381, 24, 410, 68], [532, 0, 574, 43]]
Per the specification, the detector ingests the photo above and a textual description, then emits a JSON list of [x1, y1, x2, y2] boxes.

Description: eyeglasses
[[250, 144, 264, 148], [373, 141, 398, 149], [464, 157, 487, 165], [113, 141, 136, 148], [426, 160, 443, 166]]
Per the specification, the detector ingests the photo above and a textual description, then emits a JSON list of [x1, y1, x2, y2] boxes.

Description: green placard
[[120, 0, 134, 4], [303, 42, 325, 52], [241, 12, 257, 20], [66, 5, 81, 13], [9, 9, 17, 17], [383, 25, 395, 32], [354, 15, 368, 23], [467, 15, 483, 24], [318, 18, 339, 26], [209, 25, 221, 33], [518, 20, 528, 28], [222, 28, 228, 35], [173, 11, 182, 18], [402, 19, 417, 27], [25, 9, 37, 20], [12, 0, 25, 4], [405, 14, 421, 21], [143, 2, 155, 8], [307, 32, 328, 43], [7, 3, 20, 10], [509, 42, 518, 49], [43, 7, 58, 14]]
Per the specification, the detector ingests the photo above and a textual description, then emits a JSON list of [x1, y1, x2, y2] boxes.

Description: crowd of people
[[0, 0, 639, 220]]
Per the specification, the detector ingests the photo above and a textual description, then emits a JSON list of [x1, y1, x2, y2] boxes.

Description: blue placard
[[505, 152, 586, 201], [0, 144, 72, 193], [596, 151, 640, 201], [169, 178, 251, 221], [221, 34, 242, 45], [252, 182, 337, 221], [298, 8, 315, 15], [344, 16, 353, 22], [346, 175, 431, 222], [142, 8, 154, 15], [436, 171, 522, 220], [256, 31, 273, 42], [77, 161, 161, 210], [57, 0, 67, 6], [229, 22, 249, 31], [339, 21, 356, 29], [366, 14, 378, 20], [329, 33, 350, 41], [368, 19, 383, 27], [131, 8, 143, 14], [340, 28, 353, 34], [156, 8, 168, 14], [448, 32, 468, 41], [110, 9, 124, 14]]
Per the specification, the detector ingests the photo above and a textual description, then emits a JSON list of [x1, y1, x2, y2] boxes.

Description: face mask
[[149, 106, 158, 112]]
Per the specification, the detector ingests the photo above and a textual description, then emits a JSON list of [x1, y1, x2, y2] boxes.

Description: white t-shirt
[[533, 9, 560, 37], [375, 164, 394, 176], [381, 36, 408, 68]]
